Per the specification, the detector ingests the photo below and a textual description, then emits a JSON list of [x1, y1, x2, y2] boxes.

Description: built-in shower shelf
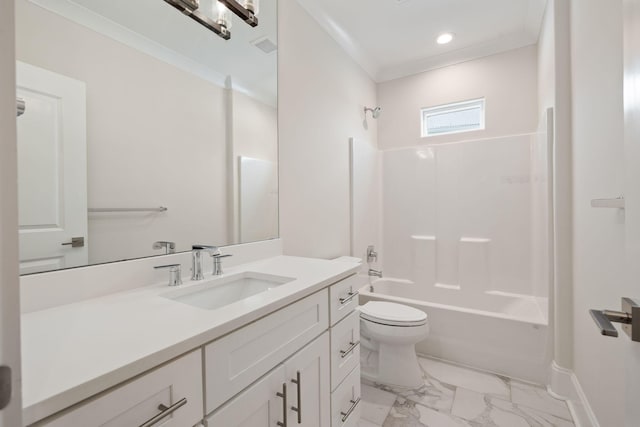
[[590, 197, 625, 209]]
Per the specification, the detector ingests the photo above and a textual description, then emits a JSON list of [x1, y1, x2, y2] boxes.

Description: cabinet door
[[284, 332, 330, 427], [205, 290, 329, 412], [37, 350, 203, 427], [206, 366, 286, 427]]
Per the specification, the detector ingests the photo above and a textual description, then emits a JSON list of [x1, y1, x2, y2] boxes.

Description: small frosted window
[[421, 98, 485, 137]]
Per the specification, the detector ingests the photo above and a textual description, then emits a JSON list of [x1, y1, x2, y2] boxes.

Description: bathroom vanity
[[21, 255, 362, 426]]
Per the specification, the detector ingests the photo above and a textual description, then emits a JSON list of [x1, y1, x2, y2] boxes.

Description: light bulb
[[243, 0, 259, 15], [215, 1, 232, 29], [437, 33, 454, 45]]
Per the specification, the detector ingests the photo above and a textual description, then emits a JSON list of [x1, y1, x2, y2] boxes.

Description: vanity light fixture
[[218, 0, 259, 27], [437, 32, 454, 45], [163, 0, 232, 40]]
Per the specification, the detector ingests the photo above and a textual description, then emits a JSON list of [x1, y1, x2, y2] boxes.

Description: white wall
[[278, 0, 378, 259], [0, 0, 23, 424], [571, 0, 626, 426], [350, 138, 381, 267], [538, 2, 555, 116], [16, 0, 228, 264], [377, 46, 539, 150]]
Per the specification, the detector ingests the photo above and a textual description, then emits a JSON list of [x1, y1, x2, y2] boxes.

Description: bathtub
[[358, 277, 550, 384]]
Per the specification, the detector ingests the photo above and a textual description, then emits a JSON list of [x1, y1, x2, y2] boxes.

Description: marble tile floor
[[357, 356, 575, 427]]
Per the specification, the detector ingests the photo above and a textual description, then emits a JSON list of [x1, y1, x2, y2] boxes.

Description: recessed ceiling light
[[437, 33, 454, 45]]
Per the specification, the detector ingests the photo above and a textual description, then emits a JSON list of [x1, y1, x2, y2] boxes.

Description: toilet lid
[[359, 301, 427, 327]]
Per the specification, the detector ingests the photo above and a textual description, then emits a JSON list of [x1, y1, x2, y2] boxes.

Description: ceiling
[[295, 0, 548, 82]]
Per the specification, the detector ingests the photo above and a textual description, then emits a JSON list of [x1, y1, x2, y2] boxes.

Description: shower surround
[[353, 113, 553, 383]]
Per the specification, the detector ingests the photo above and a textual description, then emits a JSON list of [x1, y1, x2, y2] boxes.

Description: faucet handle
[[154, 264, 183, 286], [192, 244, 219, 252], [210, 253, 232, 276], [153, 241, 176, 254]]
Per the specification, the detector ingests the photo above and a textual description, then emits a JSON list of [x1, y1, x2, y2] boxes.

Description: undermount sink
[[162, 271, 295, 310]]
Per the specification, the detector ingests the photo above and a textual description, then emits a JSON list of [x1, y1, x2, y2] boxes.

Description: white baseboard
[[548, 360, 576, 399], [548, 361, 600, 427]]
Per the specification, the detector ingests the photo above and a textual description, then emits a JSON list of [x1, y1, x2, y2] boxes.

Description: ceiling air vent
[[252, 37, 277, 54]]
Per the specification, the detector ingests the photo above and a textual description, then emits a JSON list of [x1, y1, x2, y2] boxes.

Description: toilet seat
[[359, 301, 427, 327]]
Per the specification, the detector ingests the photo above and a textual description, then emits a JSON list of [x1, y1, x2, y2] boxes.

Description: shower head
[[364, 106, 381, 119]]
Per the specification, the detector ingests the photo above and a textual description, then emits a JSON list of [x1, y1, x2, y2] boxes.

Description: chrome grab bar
[[339, 291, 358, 305], [340, 341, 359, 359], [291, 371, 302, 424], [139, 397, 187, 427], [340, 397, 361, 422], [277, 383, 287, 427]]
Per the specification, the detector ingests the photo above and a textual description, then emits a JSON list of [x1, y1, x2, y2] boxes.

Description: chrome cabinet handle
[[139, 397, 187, 427], [340, 341, 359, 359], [291, 371, 302, 424], [277, 383, 287, 427], [340, 397, 361, 422], [339, 291, 358, 305]]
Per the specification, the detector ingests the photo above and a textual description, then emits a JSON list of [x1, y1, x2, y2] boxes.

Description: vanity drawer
[[330, 310, 360, 391], [204, 289, 329, 413], [329, 274, 360, 326], [35, 350, 203, 427], [331, 365, 361, 427]]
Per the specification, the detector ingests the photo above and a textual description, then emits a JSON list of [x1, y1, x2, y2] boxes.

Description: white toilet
[[359, 301, 429, 388]]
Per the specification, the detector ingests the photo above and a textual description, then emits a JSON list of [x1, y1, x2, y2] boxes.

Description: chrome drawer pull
[[291, 371, 302, 424], [339, 291, 358, 305], [339, 341, 359, 359], [277, 383, 288, 427], [139, 397, 187, 427], [340, 397, 361, 422]]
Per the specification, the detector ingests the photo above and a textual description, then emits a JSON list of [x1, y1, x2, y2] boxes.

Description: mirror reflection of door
[[16, 61, 88, 274], [239, 157, 278, 242]]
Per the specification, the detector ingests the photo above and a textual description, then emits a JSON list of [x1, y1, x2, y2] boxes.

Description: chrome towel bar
[[88, 206, 168, 213]]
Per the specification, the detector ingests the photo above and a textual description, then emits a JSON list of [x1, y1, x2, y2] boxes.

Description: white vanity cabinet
[[206, 332, 330, 427], [34, 350, 203, 427], [26, 270, 362, 427]]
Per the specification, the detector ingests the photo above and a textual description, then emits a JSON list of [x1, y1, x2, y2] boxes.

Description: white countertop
[[21, 255, 360, 425]]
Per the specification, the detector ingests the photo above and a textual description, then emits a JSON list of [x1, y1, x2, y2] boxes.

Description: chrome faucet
[[154, 264, 182, 286], [368, 268, 383, 278], [366, 245, 378, 263], [210, 251, 233, 276], [191, 245, 220, 280]]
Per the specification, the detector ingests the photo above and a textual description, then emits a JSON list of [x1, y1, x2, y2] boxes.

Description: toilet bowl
[[359, 301, 429, 388]]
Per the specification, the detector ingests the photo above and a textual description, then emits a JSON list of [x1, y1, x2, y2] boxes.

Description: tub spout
[[368, 269, 383, 278]]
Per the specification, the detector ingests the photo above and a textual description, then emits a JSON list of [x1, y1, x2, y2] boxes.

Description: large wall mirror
[[15, 0, 278, 275]]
